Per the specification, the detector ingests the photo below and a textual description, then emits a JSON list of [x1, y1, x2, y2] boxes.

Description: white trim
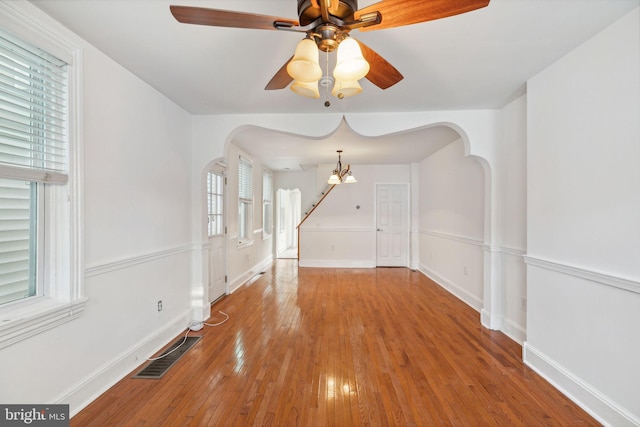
[[228, 256, 274, 294], [524, 255, 639, 295], [524, 343, 639, 427], [300, 227, 374, 233], [55, 309, 191, 417], [298, 259, 376, 268], [496, 245, 525, 257], [85, 245, 194, 277], [0, 297, 88, 350], [419, 229, 484, 247], [419, 263, 483, 311], [0, 1, 75, 63], [500, 317, 526, 345], [481, 308, 502, 330]]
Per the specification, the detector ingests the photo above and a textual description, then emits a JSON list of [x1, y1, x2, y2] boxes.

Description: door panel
[[209, 235, 225, 302], [376, 184, 408, 267], [207, 167, 226, 302]]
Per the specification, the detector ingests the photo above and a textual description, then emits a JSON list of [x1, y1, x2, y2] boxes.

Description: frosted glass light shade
[[327, 173, 341, 185], [344, 173, 357, 183], [290, 80, 320, 98], [287, 38, 322, 82], [332, 79, 362, 98], [333, 38, 369, 81]]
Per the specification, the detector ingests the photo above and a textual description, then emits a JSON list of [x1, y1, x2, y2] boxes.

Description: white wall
[[0, 2, 193, 414], [496, 94, 528, 343], [525, 8, 640, 426], [225, 144, 274, 292], [418, 140, 486, 311], [299, 164, 410, 268]]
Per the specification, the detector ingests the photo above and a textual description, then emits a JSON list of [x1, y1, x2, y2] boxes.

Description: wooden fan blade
[[354, 0, 489, 32], [265, 57, 294, 90], [357, 40, 403, 89], [170, 5, 298, 30]]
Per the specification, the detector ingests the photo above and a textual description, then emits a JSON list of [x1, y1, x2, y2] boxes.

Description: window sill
[[0, 297, 88, 349], [237, 239, 254, 249]]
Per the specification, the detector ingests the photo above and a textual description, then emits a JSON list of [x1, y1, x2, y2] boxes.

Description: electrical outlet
[[521, 297, 527, 312], [463, 266, 468, 276], [157, 300, 163, 312]]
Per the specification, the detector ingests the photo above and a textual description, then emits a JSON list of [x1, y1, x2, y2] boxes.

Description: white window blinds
[[0, 178, 35, 305], [238, 156, 253, 202], [0, 28, 68, 184]]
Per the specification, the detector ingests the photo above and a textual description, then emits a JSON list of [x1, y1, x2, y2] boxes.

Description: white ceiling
[[30, 0, 639, 170]]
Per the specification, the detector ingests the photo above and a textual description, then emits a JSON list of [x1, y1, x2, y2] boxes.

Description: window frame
[[0, 3, 85, 349]]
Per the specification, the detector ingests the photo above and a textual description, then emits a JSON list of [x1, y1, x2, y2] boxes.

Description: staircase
[[295, 183, 337, 260]]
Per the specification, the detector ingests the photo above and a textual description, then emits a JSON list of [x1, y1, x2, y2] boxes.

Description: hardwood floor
[[72, 260, 599, 426]]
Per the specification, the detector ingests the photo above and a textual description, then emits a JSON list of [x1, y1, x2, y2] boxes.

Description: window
[[0, 179, 38, 305], [238, 156, 253, 245], [0, 20, 84, 348], [207, 170, 224, 237], [262, 171, 272, 239]]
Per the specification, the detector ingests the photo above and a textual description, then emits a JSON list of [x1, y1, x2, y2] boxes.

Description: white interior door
[[207, 166, 226, 303], [376, 184, 409, 267]]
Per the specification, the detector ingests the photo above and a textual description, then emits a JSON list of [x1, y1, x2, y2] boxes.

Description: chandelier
[[327, 150, 357, 184], [287, 34, 369, 100]]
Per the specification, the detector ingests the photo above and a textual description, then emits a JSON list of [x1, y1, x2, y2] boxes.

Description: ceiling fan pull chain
[[324, 49, 331, 107]]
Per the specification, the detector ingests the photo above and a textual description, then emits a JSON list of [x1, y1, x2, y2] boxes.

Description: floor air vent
[[133, 336, 201, 379]]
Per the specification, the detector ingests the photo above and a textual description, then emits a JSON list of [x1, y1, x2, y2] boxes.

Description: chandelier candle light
[[328, 150, 357, 184]]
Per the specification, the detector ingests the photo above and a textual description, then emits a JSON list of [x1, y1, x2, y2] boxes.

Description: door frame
[[375, 183, 410, 267]]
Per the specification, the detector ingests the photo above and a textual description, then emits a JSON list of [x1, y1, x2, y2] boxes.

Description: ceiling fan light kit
[[331, 79, 361, 98], [288, 34, 369, 99], [333, 37, 369, 81], [286, 38, 323, 82], [170, 0, 491, 102], [291, 79, 321, 98]]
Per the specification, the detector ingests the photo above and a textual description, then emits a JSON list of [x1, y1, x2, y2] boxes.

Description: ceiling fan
[[170, 0, 490, 98]]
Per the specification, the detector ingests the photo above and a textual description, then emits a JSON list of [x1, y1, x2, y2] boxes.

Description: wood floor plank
[[71, 261, 600, 426]]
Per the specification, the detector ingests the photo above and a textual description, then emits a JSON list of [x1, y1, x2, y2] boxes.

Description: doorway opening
[[276, 188, 301, 259]]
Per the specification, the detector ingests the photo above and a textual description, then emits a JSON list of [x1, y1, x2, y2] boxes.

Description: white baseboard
[[500, 317, 526, 345], [523, 343, 639, 427], [481, 308, 502, 330], [229, 255, 274, 294], [56, 310, 191, 417], [419, 264, 482, 312], [298, 259, 376, 268]]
